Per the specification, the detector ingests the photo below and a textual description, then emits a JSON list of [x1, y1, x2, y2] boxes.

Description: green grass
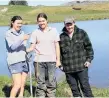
[[0, 3, 109, 26], [56, 81, 109, 97], [0, 76, 109, 97]]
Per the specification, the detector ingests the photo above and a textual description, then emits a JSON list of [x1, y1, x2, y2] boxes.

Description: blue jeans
[[65, 68, 94, 97], [34, 62, 56, 97]]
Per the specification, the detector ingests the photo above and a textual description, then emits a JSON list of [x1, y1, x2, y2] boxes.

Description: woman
[[5, 16, 29, 97], [27, 13, 61, 97]]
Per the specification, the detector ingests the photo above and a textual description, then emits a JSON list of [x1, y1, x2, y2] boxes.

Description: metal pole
[[29, 61, 33, 97], [27, 53, 33, 97]]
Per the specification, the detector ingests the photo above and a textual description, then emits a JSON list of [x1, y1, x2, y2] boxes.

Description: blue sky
[[0, 0, 107, 6], [0, 0, 72, 6]]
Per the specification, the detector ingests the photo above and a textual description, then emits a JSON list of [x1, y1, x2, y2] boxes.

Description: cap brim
[[64, 21, 73, 24]]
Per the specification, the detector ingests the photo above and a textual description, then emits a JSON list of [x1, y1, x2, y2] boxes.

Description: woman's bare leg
[[18, 72, 28, 97], [10, 73, 22, 98]]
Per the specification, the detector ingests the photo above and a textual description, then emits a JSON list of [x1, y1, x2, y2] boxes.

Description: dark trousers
[[65, 68, 94, 97], [34, 62, 56, 97]]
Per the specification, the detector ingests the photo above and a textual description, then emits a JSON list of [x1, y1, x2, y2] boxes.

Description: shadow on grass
[[2, 85, 36, 97], [2, 85, 12, 97], [24, 85, 36, 97]]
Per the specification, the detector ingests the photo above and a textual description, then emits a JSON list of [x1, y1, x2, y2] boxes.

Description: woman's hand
[[23, 34, 30, 40]]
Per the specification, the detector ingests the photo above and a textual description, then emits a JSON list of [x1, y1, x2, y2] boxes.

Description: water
[[0, 19, 109, 88]]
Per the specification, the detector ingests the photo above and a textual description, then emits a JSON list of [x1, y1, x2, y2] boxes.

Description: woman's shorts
[[8, 61, 29, 74]]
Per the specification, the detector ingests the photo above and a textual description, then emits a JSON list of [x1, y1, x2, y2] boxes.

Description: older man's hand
[[84, 61, 91, 67]]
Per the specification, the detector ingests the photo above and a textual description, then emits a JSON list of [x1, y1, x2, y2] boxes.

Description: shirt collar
[[65, 31, 73, 39], [10, 29, 22, 36], [38, 27, 52, 33]]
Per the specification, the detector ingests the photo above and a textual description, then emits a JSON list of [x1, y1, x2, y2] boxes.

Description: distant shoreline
[[0, 2, 109, 26]]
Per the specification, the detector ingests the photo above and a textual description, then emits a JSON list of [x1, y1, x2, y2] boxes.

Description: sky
[[0, 0, 108, 6], [0, 0, 72, 6]]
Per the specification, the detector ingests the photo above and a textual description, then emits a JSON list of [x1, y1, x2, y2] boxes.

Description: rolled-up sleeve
[[29, 31, 37, 44]]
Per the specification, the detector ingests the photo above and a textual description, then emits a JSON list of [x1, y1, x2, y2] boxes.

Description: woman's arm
[[6, 33, 29, 50], [55, 42, 61, 67], [26, 43, 36, 53]]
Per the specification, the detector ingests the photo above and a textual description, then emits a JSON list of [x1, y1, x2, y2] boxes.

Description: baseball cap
[[64, 17, 75, 24]]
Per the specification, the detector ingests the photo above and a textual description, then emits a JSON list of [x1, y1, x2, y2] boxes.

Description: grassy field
[[0, 2, 109, 26], [0, 76, 109, 97]]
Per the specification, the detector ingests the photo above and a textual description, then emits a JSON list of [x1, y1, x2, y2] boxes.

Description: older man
[[59, 17, 94, 97]]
